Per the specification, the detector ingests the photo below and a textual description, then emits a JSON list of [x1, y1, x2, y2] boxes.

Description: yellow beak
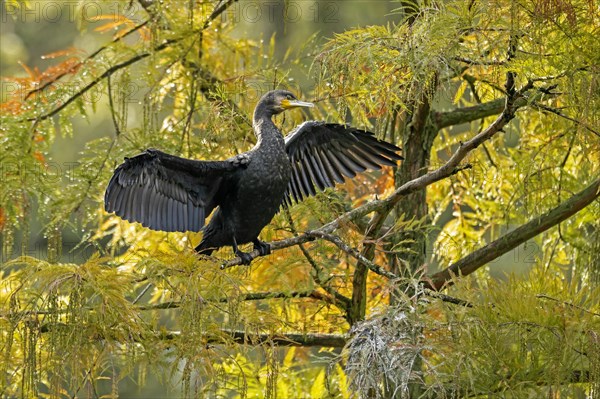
[[282, 99, 314, 109]]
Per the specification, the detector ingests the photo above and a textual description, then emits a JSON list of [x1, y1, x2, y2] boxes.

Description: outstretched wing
[[283, 122, 402, 205], [104, 149, 246, 232]]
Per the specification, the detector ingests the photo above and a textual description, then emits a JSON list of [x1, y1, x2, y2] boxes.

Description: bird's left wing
[[283, 121, 402, 206], [104, 149, 247, 232]]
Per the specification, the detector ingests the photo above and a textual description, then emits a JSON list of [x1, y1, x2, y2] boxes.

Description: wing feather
[[349, 148, 382, 170], [312, 150, 334, 187], [289, 168, 303, 202], [301, 153, 323, 192], [318, 148, 345, 184], [338, 147, 369, 172], [296, 159, 315, 197], [327, 149, 357, 178], [283, 122, 402, 205], [155, 193, 164, 230], [166, 197, 174, 231], [105, 149, 244, 232], [307, 151, 328, 190], [354, 142, 397, 166], [175, 200, 182, 231]]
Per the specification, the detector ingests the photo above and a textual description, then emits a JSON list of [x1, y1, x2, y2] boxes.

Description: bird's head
[[258, 90, 314, 115]]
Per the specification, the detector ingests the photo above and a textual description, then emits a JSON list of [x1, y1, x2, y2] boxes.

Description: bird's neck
[[253, 108, 282, 147], [253, 101, 276, 122]]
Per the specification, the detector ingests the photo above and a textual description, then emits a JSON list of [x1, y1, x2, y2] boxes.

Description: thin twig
[[2, 290, 330, 317], [160, 329, 346, 347], [453, 56, 506, 66], [38, 323, 347, 347], [136, 290, 329, 310], [536, 294, 600, 317], [531, 102, 600, 138], [204, 0, 239, 30], [26, 37, 181, 122], [106, 75, 121, 136], [306, 231, 397, 280], [283, 209, 351, 309], [132, 283, 153, 305], [24, 0, 241, 123], [24, 20, 150, 101], [423, 289, 473, 307]]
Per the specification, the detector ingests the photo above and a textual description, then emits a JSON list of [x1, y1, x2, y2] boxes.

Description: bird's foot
[[253, 239, 271, 256], [235, 249, 254, 265]]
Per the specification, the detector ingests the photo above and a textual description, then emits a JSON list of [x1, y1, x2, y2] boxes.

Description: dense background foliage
[[1, 0, 599, 398]]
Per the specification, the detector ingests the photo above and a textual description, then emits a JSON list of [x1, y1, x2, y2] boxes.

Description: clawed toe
[[236, 250, 253, 265], [230, 238, 270, 265], [253, 240, 271, 256]]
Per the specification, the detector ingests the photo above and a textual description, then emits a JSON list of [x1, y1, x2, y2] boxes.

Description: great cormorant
[[104, 90, 402, 264]]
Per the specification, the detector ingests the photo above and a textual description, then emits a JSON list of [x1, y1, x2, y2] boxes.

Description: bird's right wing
[[283, 121, 403, 205], [104, 149, 247, 232]]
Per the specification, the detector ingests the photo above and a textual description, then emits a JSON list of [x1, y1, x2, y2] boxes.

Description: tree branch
[[283, 209, 351, 311], [24, 0, 242, 123], [433, 98, 505, 129], [220, 233, 316, 268], [203, 0, 239, 30], [428, 177, 600, 290], [531, 102, 600, 138], [38, 323, 346, 347], [136, 290, 332, 311], [160, 329, 347, 347], [423, 289, 473, 307], [308, 231, 398, 280], [536, 294, 600, 317], [453, 56, 506, 66], [2, 290, 329, 318]]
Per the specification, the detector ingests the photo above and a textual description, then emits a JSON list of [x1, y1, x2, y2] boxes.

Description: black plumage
[[104, 90, 403, 264]]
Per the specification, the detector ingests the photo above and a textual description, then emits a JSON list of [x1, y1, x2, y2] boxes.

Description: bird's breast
[[244, 147, 291, 192], [222, 148, 290, 242]]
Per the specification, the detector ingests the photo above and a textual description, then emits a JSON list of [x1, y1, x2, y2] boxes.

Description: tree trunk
[[392, 98, 437, 280], [387, 94, 438, 398]]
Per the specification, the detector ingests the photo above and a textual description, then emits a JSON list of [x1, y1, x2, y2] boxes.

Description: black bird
[[104, 90, 402, 264]]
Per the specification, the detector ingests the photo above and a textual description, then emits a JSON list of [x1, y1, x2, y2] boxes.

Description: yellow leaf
[[283, 347, 296, 367], [453, 80, 468, 104], [336, 364, 350, 399], [310, 369, 326, 399]]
